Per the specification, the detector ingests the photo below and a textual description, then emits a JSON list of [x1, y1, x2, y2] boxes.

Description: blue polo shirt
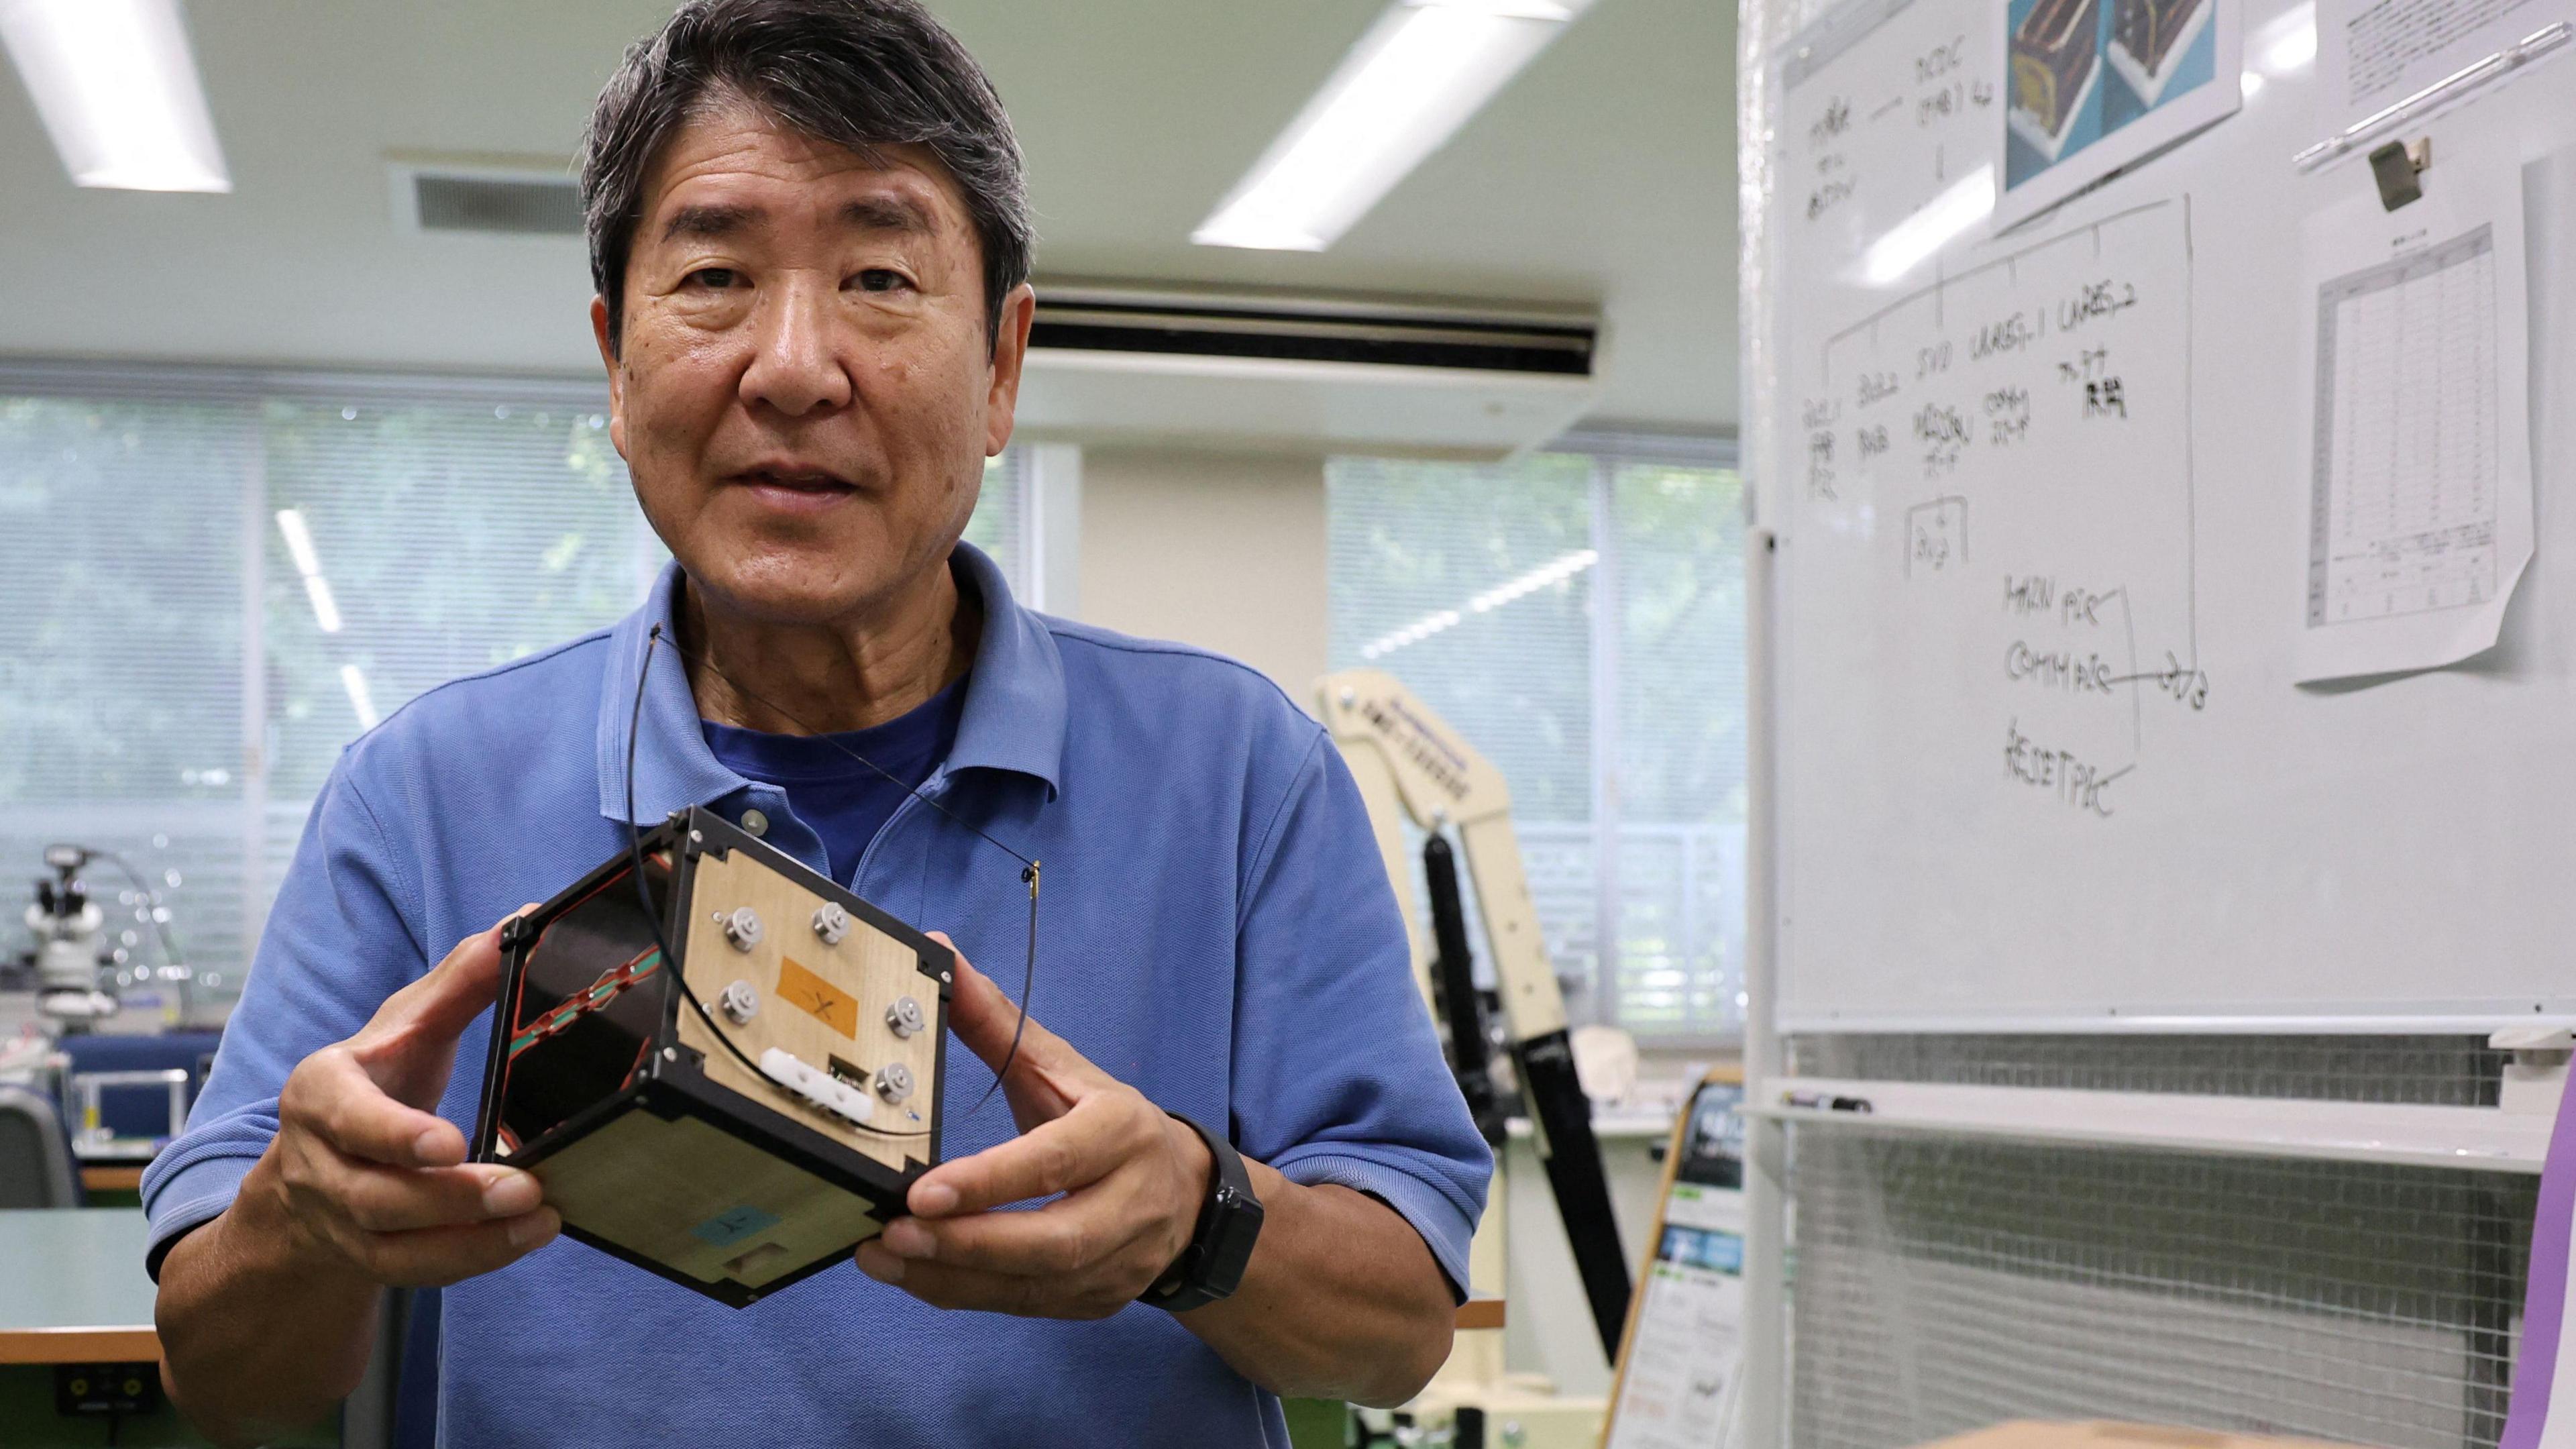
[[141, 543, 1488, 1448]]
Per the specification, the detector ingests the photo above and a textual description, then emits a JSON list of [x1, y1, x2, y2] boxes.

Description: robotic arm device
[[1318, 668, 1633, 1360]]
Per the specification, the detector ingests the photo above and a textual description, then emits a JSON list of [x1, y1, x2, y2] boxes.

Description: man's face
[[594, 103, 1034, 627]]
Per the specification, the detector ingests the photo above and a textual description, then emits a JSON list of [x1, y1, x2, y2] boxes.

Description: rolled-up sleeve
[[1228, 732, 1491, 1300], [140, 757, 427, 1279]]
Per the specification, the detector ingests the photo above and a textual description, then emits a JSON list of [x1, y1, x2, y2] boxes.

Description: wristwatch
[[1140, 1112, 1264, 1313]]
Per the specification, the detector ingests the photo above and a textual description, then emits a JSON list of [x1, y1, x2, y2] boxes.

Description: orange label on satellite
[[776, 957, 857, 1039]]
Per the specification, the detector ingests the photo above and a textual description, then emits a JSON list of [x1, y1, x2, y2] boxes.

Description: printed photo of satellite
[[1999, 0, 2236, 225]]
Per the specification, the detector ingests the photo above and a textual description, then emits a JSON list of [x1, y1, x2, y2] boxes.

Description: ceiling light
[[340, 665, 380, 730], [0, 0, 229, 193], [274, 508, 321, 577], [1360, 547, 1598, 659], [275, 509, 343, 634], [1193, 0, 1597, 252]]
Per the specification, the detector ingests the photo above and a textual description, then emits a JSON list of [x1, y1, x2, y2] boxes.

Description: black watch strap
[[1140, 1112, 1264, 1314]]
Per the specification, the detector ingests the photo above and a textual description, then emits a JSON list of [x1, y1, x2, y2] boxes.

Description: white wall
[[1502, 1127, 1672, 1399], [1073, 447, 1328, 700]]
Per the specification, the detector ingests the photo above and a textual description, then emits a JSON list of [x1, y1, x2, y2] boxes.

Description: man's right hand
[[239, 907, 561, 1287], [157, 908, 562, 1444]]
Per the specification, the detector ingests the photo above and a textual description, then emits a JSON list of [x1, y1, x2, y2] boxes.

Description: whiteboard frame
[[1752, 0, 2576, 1037], [1782, 1009, 2576, 1034]]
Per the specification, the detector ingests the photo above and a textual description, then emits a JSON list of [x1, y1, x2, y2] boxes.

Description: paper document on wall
[[2293, 146, 2531, 682], [2318, 0, 2576, 132]]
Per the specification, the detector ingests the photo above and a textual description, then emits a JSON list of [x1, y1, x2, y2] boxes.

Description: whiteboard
[[1759, 0, 2576, 1029]]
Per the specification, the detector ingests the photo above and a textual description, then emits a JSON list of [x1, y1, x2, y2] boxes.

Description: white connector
[[757, 1047, 875, 1126]]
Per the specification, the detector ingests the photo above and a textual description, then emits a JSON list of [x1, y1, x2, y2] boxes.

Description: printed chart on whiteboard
[[2317, 0, 2576, 133], [2310, 231, 2500, 618], [2295, 144, 2532, 682]]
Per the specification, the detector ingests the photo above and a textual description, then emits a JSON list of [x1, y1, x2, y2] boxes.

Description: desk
[[0, 1210, 158, 1364]]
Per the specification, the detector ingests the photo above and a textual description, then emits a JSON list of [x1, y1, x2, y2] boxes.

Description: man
[[142, 2, 1489, 1443]]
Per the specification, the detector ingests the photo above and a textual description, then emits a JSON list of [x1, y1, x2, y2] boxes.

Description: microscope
[[11, 845, 117, 1028], [7, 844, 196, 1033]]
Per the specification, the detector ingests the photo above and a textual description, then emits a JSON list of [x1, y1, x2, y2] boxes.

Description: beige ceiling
[[0, 0, 1736, 431]]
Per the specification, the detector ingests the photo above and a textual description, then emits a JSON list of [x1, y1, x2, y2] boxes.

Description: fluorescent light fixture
[[339, 665, 380, 730], [274, 508, 321, 576], [1360, 547, 1598, 659], [0, 0, 229, 193], [275, 508, 344, 633], [302, 575, 344, 635], [1856, 164, 1996, 288], [1193, 0, 1597, 252]]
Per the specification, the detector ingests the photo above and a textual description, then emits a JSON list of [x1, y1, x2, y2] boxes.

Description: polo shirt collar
[[595, 540, 1067, 824]]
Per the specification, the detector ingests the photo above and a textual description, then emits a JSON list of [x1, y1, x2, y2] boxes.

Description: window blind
[[1326, 440, 1745, 1039], [0, 364, 1024, 1014]]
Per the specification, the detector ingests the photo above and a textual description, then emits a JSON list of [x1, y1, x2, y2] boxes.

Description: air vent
[[1032, 286, 1595, 379], [1014, 281, 1601, 455], [390, 160, 582, 237]]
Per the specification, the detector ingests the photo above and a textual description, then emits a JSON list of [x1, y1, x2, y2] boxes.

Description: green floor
[[1285, 1397, 1354, 1449]]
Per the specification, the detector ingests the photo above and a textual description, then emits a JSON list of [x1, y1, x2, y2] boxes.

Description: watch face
[[1203, 1184, 1265, 1293]]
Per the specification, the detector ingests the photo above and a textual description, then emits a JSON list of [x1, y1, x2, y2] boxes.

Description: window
[[1328, 435, 1746, 1040], [0, 364, 1025, 1013]]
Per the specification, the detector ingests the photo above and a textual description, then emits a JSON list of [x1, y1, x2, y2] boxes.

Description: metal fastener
[[740, 808, 769, 837], [722, 906, 763, 951], [812, 902, 851, 945], [875, 1062, 915, 1103], [885, 996, 924, 1038], [720, 980, 759, 1024]]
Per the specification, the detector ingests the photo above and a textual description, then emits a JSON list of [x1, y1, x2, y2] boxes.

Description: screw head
[[885, 996, 925, 1038], [875, 1061, 916, 1103], [722, 906, 763, 951], [720, 979, 759, 1024], [812, 902, 852, 945]]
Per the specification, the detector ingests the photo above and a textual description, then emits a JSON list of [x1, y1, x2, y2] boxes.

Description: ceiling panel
[[0, 0, 1734, 431]]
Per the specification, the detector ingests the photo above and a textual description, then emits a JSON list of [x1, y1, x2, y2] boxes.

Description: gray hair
[[579, 0, 1033, 355]]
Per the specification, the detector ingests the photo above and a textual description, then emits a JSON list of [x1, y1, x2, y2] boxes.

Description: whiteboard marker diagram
[[1796, 198, 2205, 821]]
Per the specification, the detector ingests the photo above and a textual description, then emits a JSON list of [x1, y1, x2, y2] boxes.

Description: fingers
[[910, 1094, 1135, 1218], [929, 934, 1020, 1069], [881, 1169, 1161, 1278], [354, 1210, 562, 1289], [932, 936, 1075, 1083], [390, 906, 533, 1042], [270, 1104, 561, 1285], [290, 1047, 462, 1168], [855, 1243, 1134, 1321], [325, 1160, 541, 1234], [350, 906, 535, 1106]]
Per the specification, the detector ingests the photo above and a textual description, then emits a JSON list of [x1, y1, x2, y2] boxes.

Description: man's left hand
[[855, 932, 1214, 1319]]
